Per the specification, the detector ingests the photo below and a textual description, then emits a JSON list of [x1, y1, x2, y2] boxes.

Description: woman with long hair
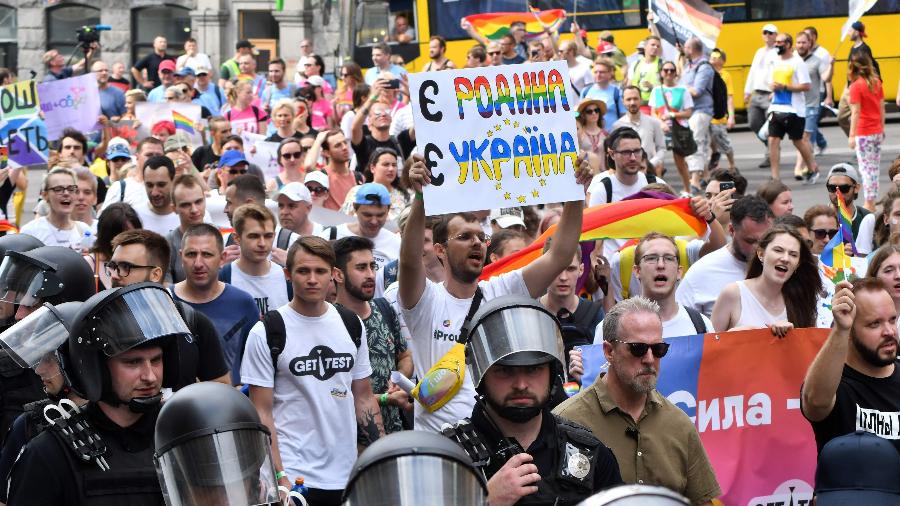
[[649, 61, 694, 195], [340, 83, 370, 140], [341, 147, 409, 219], [225, 80, 268, 134], [85, 202, 142, 291], [867, 188, 900, 250], [757, 179, 794, 217], [303, 78, 336, 130], [866, 244, 900, 322], [335, 61, 363, 122], [848, 53, 885, 211], [711, 224, 822, 336], [265, 99, 298, 142], [267, 137, 307, 192], [576, 99, 607, 161]]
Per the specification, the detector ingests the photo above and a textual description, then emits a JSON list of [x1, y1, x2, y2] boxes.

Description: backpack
[[684, 305, 708, 334], [262, 303, 362, 371], [321, 226, 339, 241], [275, 228, 293, 250], [218, 263, 294, 301], [700, 61, 729, 121], [599, 172, 656, 204]]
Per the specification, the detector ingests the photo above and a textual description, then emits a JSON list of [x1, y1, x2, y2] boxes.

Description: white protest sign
[[241, 131, 280, 181], [409, 61, 584, 215]]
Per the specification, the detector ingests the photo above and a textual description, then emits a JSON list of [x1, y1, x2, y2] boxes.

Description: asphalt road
[[18, 121, 900, 226]]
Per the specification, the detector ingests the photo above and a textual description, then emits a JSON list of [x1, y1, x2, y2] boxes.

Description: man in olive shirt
[[554, 297, 720, 505]]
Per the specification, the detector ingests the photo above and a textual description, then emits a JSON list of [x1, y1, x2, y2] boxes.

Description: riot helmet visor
[[0, 305, 69, 368], [88, 286, 190, 357]]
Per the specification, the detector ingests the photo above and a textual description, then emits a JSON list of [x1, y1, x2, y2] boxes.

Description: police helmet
[[576, 484, 690, 505], [0, 246, 96, 309], [154, 382, 279, 506], [66, 283, 188, 403], [0, 233, 43, 258], [466, 295, 565, 389], [344, 431, 488, 506], [0, 301, 81, 369]]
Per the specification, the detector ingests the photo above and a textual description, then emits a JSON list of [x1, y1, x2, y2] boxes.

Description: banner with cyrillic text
[[0, 80, 48, 168], [577, 327, 829, 505], [37, 74, 101, 141], [409, 61, 584, 215]]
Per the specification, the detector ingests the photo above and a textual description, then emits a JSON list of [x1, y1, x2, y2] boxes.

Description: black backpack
[[262, 303, 363, 371], [701, 61, 729, 121], [600, 172, 657, 203]]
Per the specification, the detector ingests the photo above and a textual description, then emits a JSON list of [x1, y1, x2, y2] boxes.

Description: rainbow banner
[[481, 198, 707, 280], [462, 9, 566, 41], [172, 110, 195, 135], [0, 219, 17, 234], [649, 0, 723, 50], [576, 327, 829, 505]]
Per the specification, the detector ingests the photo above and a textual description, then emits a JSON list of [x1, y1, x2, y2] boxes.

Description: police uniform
[[6, 402, 163, 506], [467, 403, 623, 505]]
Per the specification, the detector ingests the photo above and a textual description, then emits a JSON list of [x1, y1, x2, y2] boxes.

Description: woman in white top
[[711, 224, 821, 336]]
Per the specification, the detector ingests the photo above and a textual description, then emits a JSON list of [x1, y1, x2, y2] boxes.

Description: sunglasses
[[763, 30, 774, 35], [227, 168, 247, 175], [282, 152, 304, 160], [662, 68, 676, 73], [813, 228, 839, 240], [583, 108, 601, 114], [487, 51, 500, 56], [611, 339, 670, 358], [306, 184, 328, 195], [826, 183, 853, 194]]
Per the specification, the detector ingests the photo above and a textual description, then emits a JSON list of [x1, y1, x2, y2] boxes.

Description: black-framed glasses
[[227, 168, 248, 175], [763, 30, 774, 35], [640, 254, 678, 265], [449, 231, 487, 244], [281, 152, 304, 160], [614, 148, 642, 159], [487, 51, 501, 56], [47, 185, 78, 194], [610, 339, 670, 358], [826, 183, 853, 194], [662, 68, 677, 73], [583, 108, 601, 114], [813, 228, 839, 240], [105, 260, 156, 278], [306, 184, 328, 195]]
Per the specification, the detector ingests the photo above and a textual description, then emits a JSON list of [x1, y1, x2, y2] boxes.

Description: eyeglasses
[[813, 228, 839, 240], [105, 260, 156, 278], [613, 148, 643, 159], [449, 231, 487, 244], [226, 168, 247, 175], [583, 108, 601, 114], [282, 152, 304, 160], [340, 73, 350, 78], [306, 184, 328, 195], [610, 339, 670, 358], [371, 110, 390, 118], [763, 30, 774, 35], [662, 68, 676, 73], [826, 183, 853, 194], [640, 253, 678, 265], [47, 185, 78, 194], [487, 51, 500, 56]]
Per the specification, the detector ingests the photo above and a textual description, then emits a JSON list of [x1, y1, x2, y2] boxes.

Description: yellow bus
[[352, 0, 899, 107]]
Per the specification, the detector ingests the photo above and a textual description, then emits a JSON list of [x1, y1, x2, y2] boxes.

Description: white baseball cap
[[277, 182, 312, 203], [304, 170, 330, 189], [490, 208, 526, 229], [762, 23, 778, 33]]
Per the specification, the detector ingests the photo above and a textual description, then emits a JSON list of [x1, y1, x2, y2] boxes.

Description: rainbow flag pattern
[[480, 198, 707, 280], [820, 224, 852, 283], [463, 9, 566, 41], [0, 219, 17, 234], [835, 191, 857, 255], [172, 110, 194, 135]]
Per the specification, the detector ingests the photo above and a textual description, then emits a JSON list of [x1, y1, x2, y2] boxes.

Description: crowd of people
[[0, 11, 896, 506]]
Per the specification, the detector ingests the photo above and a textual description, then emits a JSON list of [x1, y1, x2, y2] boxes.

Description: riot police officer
[[0, 245, 95, 442], [154, 381, 281, 506], [442, 295, 623, 506], [0, 233, 44, 332], [6, 283, 188, 506], [344, 430, 489, 506]]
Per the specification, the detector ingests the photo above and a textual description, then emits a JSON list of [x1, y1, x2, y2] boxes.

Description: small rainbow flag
[[172, 110, 194, 135], [463, 9, 566, 41], [480, 198, 707, 280], [0, 219, 17, 234], [820, 227, 851, 283], [835, 191, 857, 255]]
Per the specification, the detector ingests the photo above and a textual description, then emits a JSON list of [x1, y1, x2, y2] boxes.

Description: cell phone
[[384, 79, 400, 90], [719, 181, 735, 191]]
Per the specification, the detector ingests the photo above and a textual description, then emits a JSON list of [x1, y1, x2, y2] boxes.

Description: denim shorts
[[804, 106, 820, 133]]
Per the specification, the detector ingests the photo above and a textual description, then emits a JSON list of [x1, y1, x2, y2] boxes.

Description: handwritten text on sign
[[409, 61, 584, 215], [0, 80, 48, 168]]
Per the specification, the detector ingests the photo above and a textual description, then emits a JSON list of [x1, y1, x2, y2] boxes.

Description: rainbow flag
[[820, 227, 851, 282], [171, 110, 194, 135], [480, 198, 707, 280], [0, 219, 17, 234], [835, 192, 857, 255], [463, 9, 566, 41]]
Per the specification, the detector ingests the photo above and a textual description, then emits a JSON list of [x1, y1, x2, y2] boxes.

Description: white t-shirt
[[240, 303, 372, 489], [587, 172, 666, 258], [229, 260, 290, 315], [767, 54, 810, 117], [675, 245, 747, 317], [400, 271, 529, 432], [176, 53, 213, 72], [568, 57, 595, 98], [812, 45, 834, 93], [854, 212, 877, 255], [332, 224, 401, 298], [101, 178, 149, 212], [594, 304, 714, 342], [135, 203, 181, 236], [19, 217, 89, 250], [609, 239, 704, 302]]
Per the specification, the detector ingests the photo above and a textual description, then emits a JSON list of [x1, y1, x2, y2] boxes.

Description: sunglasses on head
[[813, 228, 839, 240], [826, 183, 853, 194], [611, 339, 670, 358]]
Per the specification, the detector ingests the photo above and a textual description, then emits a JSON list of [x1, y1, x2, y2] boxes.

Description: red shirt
[[325, 170, 357, 211], [848, 77, 884, 136]]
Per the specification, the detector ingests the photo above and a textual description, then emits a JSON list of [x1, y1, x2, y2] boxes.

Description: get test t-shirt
[[229, 260, 290, 316], [400, 271, 529, 432], [241, 304, 372, 489], [767, 55, 810, 116], [332, 224, 401, 298], [848, 77, 885, 136]]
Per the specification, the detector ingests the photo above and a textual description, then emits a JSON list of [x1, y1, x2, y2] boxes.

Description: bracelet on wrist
[[415, 191, 424, 200], [706, 212, 716, 224], [379, 393, 389, 406], [275, 471, 287, 480]]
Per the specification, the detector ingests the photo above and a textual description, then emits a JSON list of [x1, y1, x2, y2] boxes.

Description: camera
[[76, 24, 111, 46]]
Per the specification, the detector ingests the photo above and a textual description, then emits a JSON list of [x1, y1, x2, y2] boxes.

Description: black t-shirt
[[174, 302, 230, 387], [851, 205, 871, 240], [806, 364, 900, 454], [191, 145, 219, 172], [133, 52, 174, 88]]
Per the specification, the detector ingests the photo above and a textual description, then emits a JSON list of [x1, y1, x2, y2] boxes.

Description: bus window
[[389, 0, 417, 43], [706, 0, 746, 22], [749, 0, 847, 20], [356, 1, 391, 46]]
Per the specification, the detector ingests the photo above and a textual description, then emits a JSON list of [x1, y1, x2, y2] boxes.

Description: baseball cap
[[762, 23, 778, 33], [304, 171, 329, 189], [490, 208, 526, 229], [597, 40, 615, 54], [218, 150, 248, 168], [637, 40, 646, 50], [852, 21, 867, 36], [164, 131, 192, 152], [174, 67, 195, 77], [306, 75, 325, 87], [277, 182, 312, 203], [158, 60, 176, 73], [815, 431, 900, 505], [106, 143, 131, 161], [195, 67, 211, 76], [827, 162, 860, 184], [353, 182, 391, 206], [236, 40, 254, 50]]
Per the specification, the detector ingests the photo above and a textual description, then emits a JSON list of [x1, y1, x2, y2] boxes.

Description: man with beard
[[802, 278, 900, 454], [554, 297, 721, 505], [826, 163, 874, 248], [612, 86, 666, 175], [135, 155, 180, 235], [443, 295, 622, 505], [423, 36, 457, 72], [333, 236, 413, 436], [677, 195, 773, 316], [172, 223, 259, 385]]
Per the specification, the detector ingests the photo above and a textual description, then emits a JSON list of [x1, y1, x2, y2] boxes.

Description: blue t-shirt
[[581, 84, 625, 131], [195, 84, 226, 114], [99, 85, 125, 118], [172, 284, 260, 385]]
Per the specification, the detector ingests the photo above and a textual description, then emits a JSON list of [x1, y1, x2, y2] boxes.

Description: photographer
[[42, 46, 93, 82]]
